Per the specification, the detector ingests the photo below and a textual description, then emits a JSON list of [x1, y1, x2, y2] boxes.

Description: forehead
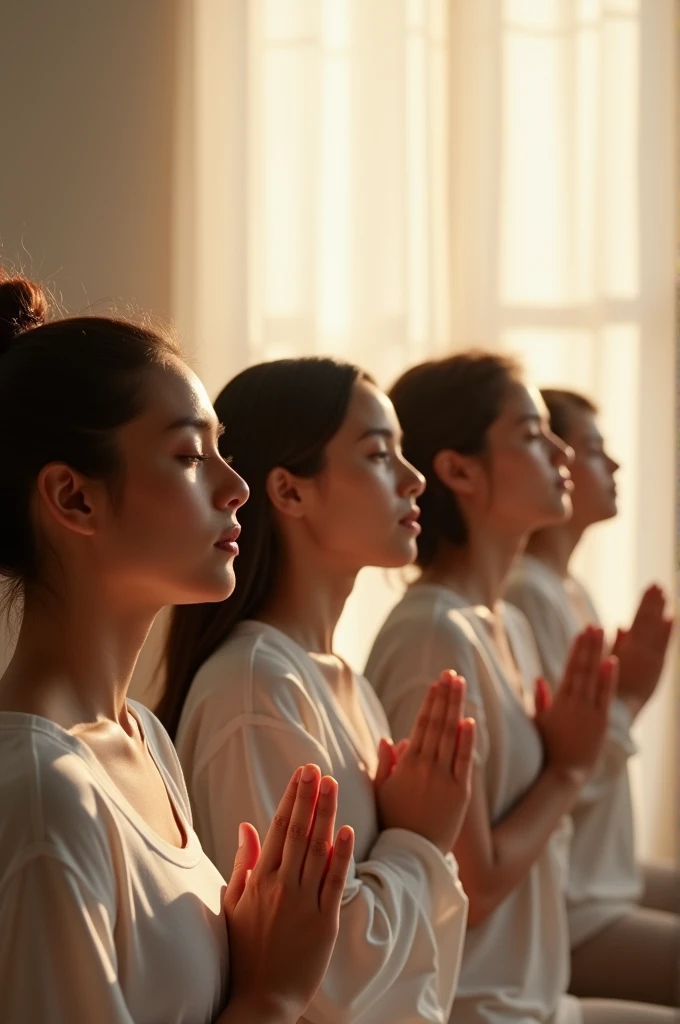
[[564, 406, 601, 445], [141, 360, 216, 427], [498, 380, 544, 421], [336, 378, 399, 436]]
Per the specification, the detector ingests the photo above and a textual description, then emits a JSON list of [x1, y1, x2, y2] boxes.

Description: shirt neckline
[[0, 704, 202, 867]]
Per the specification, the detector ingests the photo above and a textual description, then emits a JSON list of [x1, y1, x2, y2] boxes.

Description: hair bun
[[0, 273, 48, 356]]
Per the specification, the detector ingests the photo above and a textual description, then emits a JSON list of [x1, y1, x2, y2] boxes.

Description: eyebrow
[[357, 427, 402, 443], [514, 413, 542, 425], [164, 415, 225, 438]]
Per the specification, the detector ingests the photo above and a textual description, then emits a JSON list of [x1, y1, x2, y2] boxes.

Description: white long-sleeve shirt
[[366, 584, 580, 1024], [506, 555, 642, 946], [0, 701, 228, 1024], [176, 619, 469, 1024]]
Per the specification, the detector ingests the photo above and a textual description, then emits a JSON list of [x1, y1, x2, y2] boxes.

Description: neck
[[258, 550, 357, 655], [524, 521, 584, 578], [0, 581, 157, 728], [421, 526, 525, 611]]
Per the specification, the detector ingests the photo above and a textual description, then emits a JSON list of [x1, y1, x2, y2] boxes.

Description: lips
[[399, 507, 422, 533], [214, 524, 241, 554]]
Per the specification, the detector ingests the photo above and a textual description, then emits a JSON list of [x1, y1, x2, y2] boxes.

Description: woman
[[506, 387, 679, 1004], [0, 274, 355, 1024], [159, 357, 474, 1024], [365, 351, 678, 1024]]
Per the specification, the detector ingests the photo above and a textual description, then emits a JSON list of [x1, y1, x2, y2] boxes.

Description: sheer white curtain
[[446, 0, 676, 861], [168, 0, 676, 859]]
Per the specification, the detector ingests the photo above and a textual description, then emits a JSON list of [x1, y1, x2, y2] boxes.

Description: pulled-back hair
[[389, 349, 523, 568], [540, 388, 597, 443], [157, 356, 371, 739], [0, 272, 180, 605]]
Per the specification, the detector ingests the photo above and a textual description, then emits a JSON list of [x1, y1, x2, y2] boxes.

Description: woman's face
[[479, 381, 573, 536], [292, 379, 425, 571], [561, 407, 619, 529], [96, 360, 249, 608]]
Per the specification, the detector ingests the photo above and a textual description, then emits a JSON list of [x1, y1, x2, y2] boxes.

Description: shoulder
[[0, 716, 115, 895], [368, 586, 483, 693], [178, 624, 326, 745]]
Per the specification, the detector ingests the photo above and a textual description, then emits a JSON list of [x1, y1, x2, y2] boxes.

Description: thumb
[[223, 822, 261, 916], [374, 737, 397, 789], [394, 738, 410, 760], [534, 676, 552, 717], [612, 627, 628, 657]]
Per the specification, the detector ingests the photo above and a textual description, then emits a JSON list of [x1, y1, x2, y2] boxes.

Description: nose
[[606, 453, 620, 474], [215, 461, 250, 511], [400, 457, 426, 498]]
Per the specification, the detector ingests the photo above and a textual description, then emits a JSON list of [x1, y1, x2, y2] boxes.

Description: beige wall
[[0, 0, 180, 694]]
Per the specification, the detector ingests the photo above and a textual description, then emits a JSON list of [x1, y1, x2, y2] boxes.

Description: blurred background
[[0, 0, 676, 862]]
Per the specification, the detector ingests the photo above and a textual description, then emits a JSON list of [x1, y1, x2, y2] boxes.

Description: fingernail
[[301, 763, 318, 783], [337, 826, 353, 843], [320, 776, 333, 795], [238, 824, 245, 848]]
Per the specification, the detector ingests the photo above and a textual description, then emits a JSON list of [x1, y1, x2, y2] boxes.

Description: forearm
[[462, 765, 580, 926]]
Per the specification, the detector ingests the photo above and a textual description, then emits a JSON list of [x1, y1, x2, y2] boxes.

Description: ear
[[265, 466, 307, 520], [432, 448, 478, 498], [35, 463, 102, 537]]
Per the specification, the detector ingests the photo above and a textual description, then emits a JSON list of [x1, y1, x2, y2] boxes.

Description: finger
[[452, 718, 476, 785], [301, 775, 339, 890], [595, 655, 618, 713], [534, 677, 552, 717], [374, 737, 397, 789], [223, 822, 261, 914], [280, 763, 322, 882], [577, 627, 604, 703], [437, 674, 466, 768], [257, 766, 303, 874], [319, 825, 355, 917], [420, 675, 451, 761], [408, 681, 437, 755], [612, 628, 628, 658], [561, 629, 589, 696], [394, 738, 410, 760]]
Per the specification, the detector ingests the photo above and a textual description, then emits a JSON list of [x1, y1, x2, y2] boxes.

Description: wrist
[[543, 760, 590, 790]]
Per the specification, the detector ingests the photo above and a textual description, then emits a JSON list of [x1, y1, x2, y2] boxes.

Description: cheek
[[313, 468, 398, 541], [115, 472, 215, 551]]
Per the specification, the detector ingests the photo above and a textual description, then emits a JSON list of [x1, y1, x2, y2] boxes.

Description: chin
[[376, 539, 418, 569], [180, 568, 237, 606]]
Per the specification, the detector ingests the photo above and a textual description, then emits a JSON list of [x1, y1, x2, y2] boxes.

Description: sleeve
[[505, 575, 571, 689], [0, 853, 134, 1024], [191, 672, 468, 1024]]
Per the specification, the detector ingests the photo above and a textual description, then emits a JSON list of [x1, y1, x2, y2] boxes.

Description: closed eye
[[179, 454, 210, 466]]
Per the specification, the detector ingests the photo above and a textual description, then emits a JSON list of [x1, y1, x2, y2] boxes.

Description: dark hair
[[540, 388, 597, 443], [389, 349, 523, 568], [157, 356, 371, 739], [0, 273, 180, 604]]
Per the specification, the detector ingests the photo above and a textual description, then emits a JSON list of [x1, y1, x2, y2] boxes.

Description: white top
[[506, 554, 642, 945], [0, 701, 228, 1024], [365, 584, 580, 1024], [176, 619, 469, 1024]]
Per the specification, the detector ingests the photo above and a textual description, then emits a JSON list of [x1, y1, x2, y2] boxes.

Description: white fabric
[[175, 619, 468, 1024], [365, 583, 580, 1024], [0, 700, 228, 1024], [506, 555, 643, 946]]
